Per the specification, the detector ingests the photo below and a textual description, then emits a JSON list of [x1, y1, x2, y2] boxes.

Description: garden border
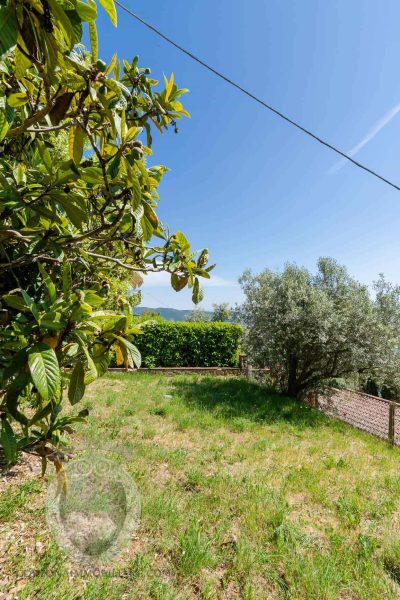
[[108, 367, 244, 376]]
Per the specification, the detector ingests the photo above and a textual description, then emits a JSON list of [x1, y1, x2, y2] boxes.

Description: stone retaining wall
[[108, 367, 245, 376]]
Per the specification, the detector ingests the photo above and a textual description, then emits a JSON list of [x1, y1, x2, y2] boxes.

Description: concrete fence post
[[246, 363, 253, 380], [239, 354, 247, 371], [388, 402, 395, 446]]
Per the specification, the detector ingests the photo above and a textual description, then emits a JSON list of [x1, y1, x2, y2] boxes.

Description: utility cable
[[115, 1, 400, 192]]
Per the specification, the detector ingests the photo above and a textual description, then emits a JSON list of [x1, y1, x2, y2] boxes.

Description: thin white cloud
[[141, 271, 237, 288], [329, 103, 400, 174]]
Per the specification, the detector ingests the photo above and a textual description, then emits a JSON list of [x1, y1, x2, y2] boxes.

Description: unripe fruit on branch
[[96, 60, 107, 72]]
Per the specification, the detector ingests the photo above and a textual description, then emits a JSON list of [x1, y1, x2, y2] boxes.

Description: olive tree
[[185, 307, 211, 322], [363, 275, 400, 398], [0, 0, 213, 468], [239, 258, 396, 397], [212, 303, 231, 322]]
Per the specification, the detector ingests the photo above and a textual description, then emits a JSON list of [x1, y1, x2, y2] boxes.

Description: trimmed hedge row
[[130, 322, 243, 367]]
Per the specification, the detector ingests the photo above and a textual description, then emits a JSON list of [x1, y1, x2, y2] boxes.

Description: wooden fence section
[[305, 387, 400, 446]]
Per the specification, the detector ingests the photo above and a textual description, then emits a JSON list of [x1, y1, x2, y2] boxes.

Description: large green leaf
[[113, 335, 141, 368], [6, 387, 29, 425], [89, 312, 127, 332], [27, 344, 61, 401], [47, 0, 74, 47], [80, 344, 98, 384], [192, 278, 204, 304], [21, 290, 40, 322], [82, 290, 104, 307], [0, 6, 17, 56], [62, 261, 72, 301], [0, 97, 13, 141], [79, 166, 103, 183], [98, 0, 117, 26], [36, 140, 53, 173], [14, 46, 31, 77], [0, 110, 9, 141], [104, 77, 129, 97], [38, 263, 57, 303], [175, 231, 190, 252], [92, 345, 111, 377], [171, 273, 189, 291], [69, 125, 85, 164], [75, 0, 97, 22], [89, 21, 98, 62], [0, 419, 18, 464], [7, 92, 28, 107], [41, 311, 66, 331], [3, 294, 27, 312], [108, 154, 121, 179], [66, 8, 83, 45], [126, 163, 142, 209], [68, 362, 85, 405], [163, 73, 174, 102], [56, 193, 87, 227], [141, 214, 154, 241]]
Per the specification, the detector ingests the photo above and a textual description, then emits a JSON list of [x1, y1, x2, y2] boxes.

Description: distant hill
[[133, 306, 213, 322]]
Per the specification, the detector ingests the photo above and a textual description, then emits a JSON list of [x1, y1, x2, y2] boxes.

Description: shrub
[[123, 322, 243, 367]]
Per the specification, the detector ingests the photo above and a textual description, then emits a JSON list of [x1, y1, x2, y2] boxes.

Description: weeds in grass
[[0, 480, 41, 521], [150, 406, 168, 417], [176, 523, 213, 576], [336, 496, 362, 527]]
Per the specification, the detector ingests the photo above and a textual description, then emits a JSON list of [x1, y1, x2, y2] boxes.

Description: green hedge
[[128, 322, 243, 367]]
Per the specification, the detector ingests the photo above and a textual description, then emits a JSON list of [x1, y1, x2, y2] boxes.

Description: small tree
[[239, 258, 395, 397], [0, 0, 213, 467], [185, 307, 211, 322], [212, 303, 231, 322]]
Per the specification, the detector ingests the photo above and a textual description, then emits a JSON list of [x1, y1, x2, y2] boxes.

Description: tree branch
[[6, 103, 56, 138], [84, 251, 162, 272], [0, 254, 60, 273], [25, 122, 74, 133]]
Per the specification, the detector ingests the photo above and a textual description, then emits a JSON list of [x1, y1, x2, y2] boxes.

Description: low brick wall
[[305, 387, 400, 445]]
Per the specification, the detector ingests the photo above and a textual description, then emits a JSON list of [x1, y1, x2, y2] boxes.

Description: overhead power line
[[114, 0, 400, 192], [141, 289, 171, 310]]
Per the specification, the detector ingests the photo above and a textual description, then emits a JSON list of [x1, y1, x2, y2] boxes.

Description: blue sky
[[95, 0, 400, 309]]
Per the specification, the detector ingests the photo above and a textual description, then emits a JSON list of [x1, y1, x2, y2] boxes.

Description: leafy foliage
[[239, 258, 400, 397], [0, 0, 213, 464], [212, 302, 231, 322], [121, 322, 243, 368], [361, 274, 400, 399], [185, 307, 211, 322]]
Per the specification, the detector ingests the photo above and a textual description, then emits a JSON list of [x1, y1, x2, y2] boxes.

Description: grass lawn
[[2, 374, 400, 599]]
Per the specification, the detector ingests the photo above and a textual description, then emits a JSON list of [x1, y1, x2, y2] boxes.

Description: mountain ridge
[[133, 306, 212, 322]]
